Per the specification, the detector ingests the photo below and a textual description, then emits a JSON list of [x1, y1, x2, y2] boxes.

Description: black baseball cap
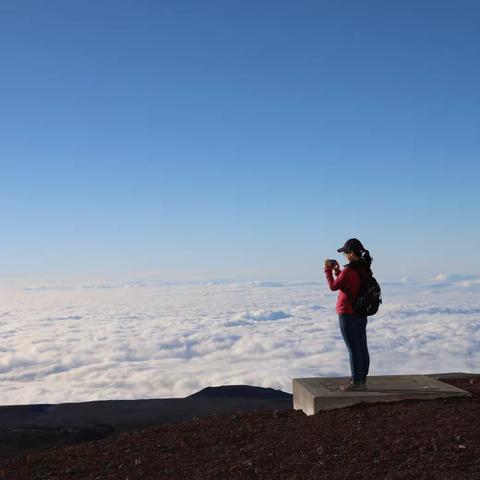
[[337, 238, 365, 253]]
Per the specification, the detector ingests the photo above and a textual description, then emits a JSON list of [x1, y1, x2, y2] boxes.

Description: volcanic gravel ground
[[1, 377, 479, 480]]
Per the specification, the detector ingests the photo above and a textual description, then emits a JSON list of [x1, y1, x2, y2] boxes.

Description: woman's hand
[[325, 258, 340, 271]]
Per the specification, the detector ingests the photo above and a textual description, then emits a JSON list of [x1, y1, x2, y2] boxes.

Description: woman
[[324, 238, 373, 392]]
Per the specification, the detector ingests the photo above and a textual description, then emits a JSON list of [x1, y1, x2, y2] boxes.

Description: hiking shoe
[[339, 381, 367, 392]]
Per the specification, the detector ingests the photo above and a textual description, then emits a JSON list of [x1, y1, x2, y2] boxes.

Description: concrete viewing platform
[[293, 373, 472, 415]]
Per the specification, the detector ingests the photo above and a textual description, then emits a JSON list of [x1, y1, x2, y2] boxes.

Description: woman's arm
[[324, 265, 348, 291]]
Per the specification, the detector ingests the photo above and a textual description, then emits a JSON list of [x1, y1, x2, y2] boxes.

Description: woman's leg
[[338, 314, 364, 384], [359, 316, 370, 383], [338, 314, 354, 381]]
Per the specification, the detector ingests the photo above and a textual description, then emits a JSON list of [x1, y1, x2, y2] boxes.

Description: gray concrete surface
[[293, 374, 472, 415]]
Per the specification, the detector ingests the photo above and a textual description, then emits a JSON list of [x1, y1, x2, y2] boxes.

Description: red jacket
[[324, 264, 362, 314]]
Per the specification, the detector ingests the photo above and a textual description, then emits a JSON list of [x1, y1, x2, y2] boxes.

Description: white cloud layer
[[0, 273, 479, 406]]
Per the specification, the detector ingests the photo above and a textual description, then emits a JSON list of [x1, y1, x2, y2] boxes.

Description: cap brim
[[337, 247, 346, 253]]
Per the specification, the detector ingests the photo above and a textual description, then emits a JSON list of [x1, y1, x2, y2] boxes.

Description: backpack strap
[[343, 265, 357, 306], [344, 266, 367, 307]]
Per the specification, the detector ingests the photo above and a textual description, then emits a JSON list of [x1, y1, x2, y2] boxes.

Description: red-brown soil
[[1, 377, 479, 480]]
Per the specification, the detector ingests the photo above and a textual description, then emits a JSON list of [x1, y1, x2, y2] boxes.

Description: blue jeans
[[338, 313, 370, 384]]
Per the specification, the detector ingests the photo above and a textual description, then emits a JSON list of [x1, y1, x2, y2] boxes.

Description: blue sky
[[1, 0, 479, 282]]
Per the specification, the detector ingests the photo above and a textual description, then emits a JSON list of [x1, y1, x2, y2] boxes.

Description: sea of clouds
[[0, 273, 479, 405]]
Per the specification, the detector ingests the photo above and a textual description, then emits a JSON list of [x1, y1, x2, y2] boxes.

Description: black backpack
[[348, 269, 382, 316]]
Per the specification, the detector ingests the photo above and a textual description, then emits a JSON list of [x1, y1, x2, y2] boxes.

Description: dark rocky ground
[[0, 384, 291, 458], [0, 374, 479, 479]]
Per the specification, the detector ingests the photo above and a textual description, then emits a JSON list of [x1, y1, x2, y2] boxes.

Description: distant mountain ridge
[[187, 384, 291, 399]]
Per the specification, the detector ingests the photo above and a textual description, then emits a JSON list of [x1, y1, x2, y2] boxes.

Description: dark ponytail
[[349, 244, 373, 269], [360, 249, 373, 268], [342, 238, 373, 271]]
